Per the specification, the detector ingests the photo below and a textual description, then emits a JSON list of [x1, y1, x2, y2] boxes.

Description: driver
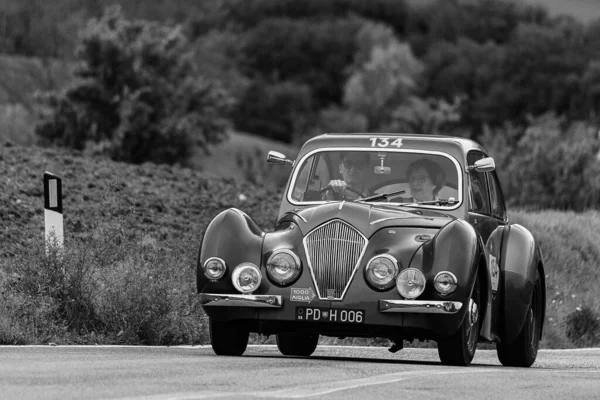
[[322, 152, 371, 201]]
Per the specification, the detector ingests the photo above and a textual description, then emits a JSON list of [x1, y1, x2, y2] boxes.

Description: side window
[[291, 158, 312, 201], [299, 154, 332, 200], [467, 152, 491, 215], [487, 172, 506, 220]]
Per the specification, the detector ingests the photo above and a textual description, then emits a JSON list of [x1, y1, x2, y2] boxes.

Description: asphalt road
[[0, 345, 599, 400]]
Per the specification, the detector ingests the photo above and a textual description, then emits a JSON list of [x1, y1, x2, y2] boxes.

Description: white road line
[[111, 369, 503, 400], [247, 369, 501, 398]]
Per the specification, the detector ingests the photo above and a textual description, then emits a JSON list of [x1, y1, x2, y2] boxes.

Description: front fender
[[412, 219, 480, 336], [422, 219, 479, 296], [500, 224, 542, 344], [197, 208, 265, 292]]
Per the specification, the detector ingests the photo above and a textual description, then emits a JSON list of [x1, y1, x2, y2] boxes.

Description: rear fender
[[500, 224, 541, 344], [197, 208, 265, 292]]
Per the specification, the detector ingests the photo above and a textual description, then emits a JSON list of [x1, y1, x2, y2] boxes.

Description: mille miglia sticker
[[290, 287, 316, 303]]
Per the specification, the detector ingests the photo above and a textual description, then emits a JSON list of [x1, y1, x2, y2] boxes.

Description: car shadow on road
[[243, 353, 500, 368]]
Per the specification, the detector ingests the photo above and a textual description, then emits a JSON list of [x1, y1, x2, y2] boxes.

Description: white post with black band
[[44, 171, 63, 255]]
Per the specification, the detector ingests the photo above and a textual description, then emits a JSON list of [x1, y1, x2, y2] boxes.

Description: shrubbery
[[565, 306, 600, 347], [1, 182, 206, 345], [483, 114, 600, 210], [35, 6, 233, 165]]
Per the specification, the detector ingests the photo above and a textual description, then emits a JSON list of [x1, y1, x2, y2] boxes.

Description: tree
[[233, 80, 313, 143], [239, 17, 362, 107], [343, 22, 423, 130], [35, 6, 233, 165]]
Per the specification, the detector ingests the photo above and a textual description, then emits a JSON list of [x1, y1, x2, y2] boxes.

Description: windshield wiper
[[398, 198, 459, 206], [359, 189, 406, 203]]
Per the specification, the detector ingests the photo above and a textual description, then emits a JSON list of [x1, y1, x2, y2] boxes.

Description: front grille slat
[[303, 220, 367, 300]]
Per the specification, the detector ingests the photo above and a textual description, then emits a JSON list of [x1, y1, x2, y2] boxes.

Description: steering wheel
[[319, 185, 364, 201]]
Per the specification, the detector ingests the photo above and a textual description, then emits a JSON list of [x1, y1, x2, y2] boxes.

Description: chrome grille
[[303, 220, 367, 300]]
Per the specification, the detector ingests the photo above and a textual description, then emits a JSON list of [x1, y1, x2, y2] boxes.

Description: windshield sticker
[[369, 137, 403, 148]]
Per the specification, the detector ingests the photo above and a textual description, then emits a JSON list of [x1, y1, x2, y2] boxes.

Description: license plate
[[295, 307, 365, 324]]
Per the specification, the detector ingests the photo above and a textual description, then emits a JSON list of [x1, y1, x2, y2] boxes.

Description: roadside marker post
[[44, 171, 63, 255]]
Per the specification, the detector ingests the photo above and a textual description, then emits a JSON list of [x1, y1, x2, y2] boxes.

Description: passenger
[[403, 158, 446, 202]]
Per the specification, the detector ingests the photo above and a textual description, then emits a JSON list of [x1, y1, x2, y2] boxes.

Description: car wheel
[[497, 270, 542, 367], [276, 333, 319, 356], [209, 318, 249, 356], [437, 274, 480, 366]]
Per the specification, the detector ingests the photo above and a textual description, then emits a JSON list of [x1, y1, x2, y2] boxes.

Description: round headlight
[[434, 271, 457, 295], [365, 255, 399, 290], [396, 268, 426, 299], [266, 250, 301, 285], [231, 263, 262, 294], [203, 257, 226, 280]]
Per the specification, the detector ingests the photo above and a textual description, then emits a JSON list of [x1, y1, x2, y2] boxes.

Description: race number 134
[[369, 137, 403, 148]]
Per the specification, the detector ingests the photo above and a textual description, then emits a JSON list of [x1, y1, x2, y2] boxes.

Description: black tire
[[209, 318, 249, 356], [276, 333, 319, 356], [438, 274, 480, 366], [497, 270, 543, 367]]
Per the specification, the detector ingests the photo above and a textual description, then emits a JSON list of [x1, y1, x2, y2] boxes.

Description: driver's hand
[[327, 180, 347, 193]]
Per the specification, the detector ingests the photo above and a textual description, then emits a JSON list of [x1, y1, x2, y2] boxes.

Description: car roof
[[300, 133, 488, 156]]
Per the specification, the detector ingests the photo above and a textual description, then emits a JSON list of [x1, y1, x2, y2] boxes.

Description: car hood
[[279, 201, 454, 238]]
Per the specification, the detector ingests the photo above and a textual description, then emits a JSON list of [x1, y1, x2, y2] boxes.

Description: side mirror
[[468, 157, 495, 173], [266, 150, 293, 166]]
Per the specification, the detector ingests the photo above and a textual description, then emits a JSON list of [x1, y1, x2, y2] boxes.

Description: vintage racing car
[[197, 133, 546, 367]]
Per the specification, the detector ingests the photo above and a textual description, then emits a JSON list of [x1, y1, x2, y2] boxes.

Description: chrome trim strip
[[199, 293, 283, 308], [287, 147, 463, 210], [379, 300, 463, 314], [294, 212, 308, 223], [370, 217, 401, 225]]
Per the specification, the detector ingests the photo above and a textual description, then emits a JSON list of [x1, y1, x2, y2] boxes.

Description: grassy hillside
[[1, 142, 599, 347], [0, 142, 283, 344]]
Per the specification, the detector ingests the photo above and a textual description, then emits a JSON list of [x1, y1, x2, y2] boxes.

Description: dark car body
[[197, 133, 546, 367]]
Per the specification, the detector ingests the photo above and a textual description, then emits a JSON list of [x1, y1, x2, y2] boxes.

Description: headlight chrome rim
[[266, 249, 302, 286], [364, 254, 399, 291], [434, 271, 458, 296], [396, 268, 426, 299], [203, 257, 227, 281], [231, 263, 262, 294]]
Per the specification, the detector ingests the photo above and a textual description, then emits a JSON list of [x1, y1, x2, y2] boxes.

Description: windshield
[[289, 149, 461, 208]]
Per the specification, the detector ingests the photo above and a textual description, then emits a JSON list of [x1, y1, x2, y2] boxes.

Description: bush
[[35, 5, 233, 165], [482, 114, 600, 210], [565, 306, 600, 347]]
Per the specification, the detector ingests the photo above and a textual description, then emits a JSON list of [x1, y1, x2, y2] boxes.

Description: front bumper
[[200, 293, 283, 308], [200, 293, 466, 338], [379, 300, 463, 314]]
